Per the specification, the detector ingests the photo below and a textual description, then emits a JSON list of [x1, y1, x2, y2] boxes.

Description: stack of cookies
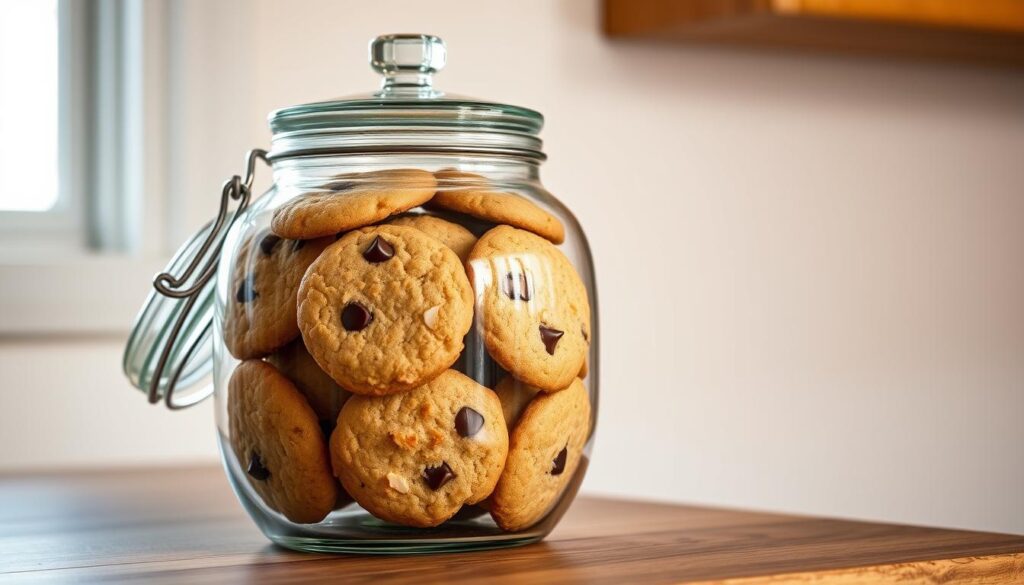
[[225, 168, 592, 530]]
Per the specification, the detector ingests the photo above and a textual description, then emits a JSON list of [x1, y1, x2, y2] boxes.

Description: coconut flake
[[423, 305, 441, 330], [387, 472, 410, 494]]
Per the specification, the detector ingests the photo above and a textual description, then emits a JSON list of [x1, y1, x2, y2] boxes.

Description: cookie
[[271, 169, 437, 239], [489, 378, 591, 532], [330, 369, 508, 527], [224, 231, 333, 360], [228, 360, 338, 524], [388, 214, 477, 262], [467, 225, 590, 392], [493, 375, 541, 428], [428, 170, 565, 244], [266, 339, 351, 434], [298, 225, 474, 395]]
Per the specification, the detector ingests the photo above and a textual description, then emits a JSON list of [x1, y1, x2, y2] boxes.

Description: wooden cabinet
[[604, 0, 1024, 66]]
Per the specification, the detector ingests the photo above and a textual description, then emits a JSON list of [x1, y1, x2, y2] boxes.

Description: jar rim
[[270, 98, 544, 135], [267, 125, 546, 163]]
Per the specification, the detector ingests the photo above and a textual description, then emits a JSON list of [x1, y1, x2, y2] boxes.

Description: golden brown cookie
[[330, 370, 508, 527], [298, 225, 474, 395], [493, 375, 541, 428], [271, 169, 437, 239], [489, 378, 591, 532], [467, 225, 590, 392], [228, 360, 338, 524], [266, 339, 351, 433], [224, 231, 333, 360], [266, 342, 356, 511], [387, 214, 477, 262], [429, 170, 565, 244]]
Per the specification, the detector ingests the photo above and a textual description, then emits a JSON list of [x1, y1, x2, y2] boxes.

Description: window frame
[[0, 0, 81, 248], [0, 0, 172, 335]]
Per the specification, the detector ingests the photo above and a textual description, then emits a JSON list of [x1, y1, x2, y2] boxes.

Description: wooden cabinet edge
[[602, 0, 1024, 66], [772, 0, 1024, 34]]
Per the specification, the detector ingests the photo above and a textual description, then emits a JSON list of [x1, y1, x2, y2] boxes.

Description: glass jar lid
[[122, 220, 219, 408], [267, 34, 546, 161]]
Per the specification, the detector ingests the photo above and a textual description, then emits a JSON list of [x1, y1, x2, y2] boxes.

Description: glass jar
[[124, 34, 597, 554]]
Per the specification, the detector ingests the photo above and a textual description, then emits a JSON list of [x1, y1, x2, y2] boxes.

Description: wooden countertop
[[1, 466, 1022, 583]]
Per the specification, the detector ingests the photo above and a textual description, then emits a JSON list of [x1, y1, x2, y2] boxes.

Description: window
[[0, 0, 173, 334], [0, 0, 85, 251], [0, 0, 155, 257], [0, 0, 59, 212], [0, 1, 257, 335]]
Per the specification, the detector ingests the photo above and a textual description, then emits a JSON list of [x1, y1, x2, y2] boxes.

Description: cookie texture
[[429, 170, 565, 244], [298, 225, 474, 395], [490, 378, 591, 532], [467, 225, 590, 392], [228, 360, 338, 524], [493, 375, 541, 428], [330, 370, 508, 527], [224, 231, 333, 360], [267, 339, 351, 432], [271, 169, 437, 239], [388, 214, 477, 262]]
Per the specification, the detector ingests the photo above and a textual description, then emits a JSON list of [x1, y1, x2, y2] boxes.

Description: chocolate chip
[[539, 326, 564, 355], [341, 302, 373, 331], [247, 452, 270, 480], [551, 446, 567, 475], [422, 462, 456, 490], [258, 234, 281, 255], [455, 407, 484, 437], [581, 326, 589, 343], [501, 272, 531, 301], [235, 275, 258, 303], [362, 236, 395, 263], [291, 239, 306, 251]]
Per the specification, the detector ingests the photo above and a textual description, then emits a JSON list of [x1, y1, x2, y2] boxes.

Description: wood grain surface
[[603, 0, 1024, 66], [0, 466, 1022, 583]]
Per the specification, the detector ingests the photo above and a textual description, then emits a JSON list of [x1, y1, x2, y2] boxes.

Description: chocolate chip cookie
[[228, 360, 338, 524], [388, 214, 477, 262], [298, 225, 474, 395], [330, 369, 508, 527], [489, 378, 591, 532], [467, 225, 590, 392], [266, 339, 351, 434], [493, 375, 541, 428], [271, 169, 438, 239], [429, 170, 565, 244], [224, 231, 333, 360]]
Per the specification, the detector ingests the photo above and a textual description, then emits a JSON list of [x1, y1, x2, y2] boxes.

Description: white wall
[[2, 0, 1023, 535]]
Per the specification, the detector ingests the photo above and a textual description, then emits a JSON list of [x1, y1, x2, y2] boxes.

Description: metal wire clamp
[[146, 149, 268, 409]]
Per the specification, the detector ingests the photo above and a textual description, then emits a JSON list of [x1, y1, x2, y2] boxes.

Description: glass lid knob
[[370, 34, 446, 96]]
